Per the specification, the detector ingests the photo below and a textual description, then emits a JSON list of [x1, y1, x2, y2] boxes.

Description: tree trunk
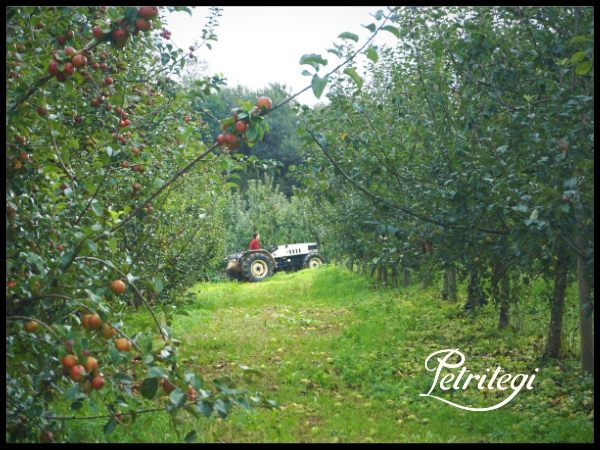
[[403, 268, 411, 287], [448, 264, 457, 303], [576, 234, 594, 374], [465, 266, 484, 311], [442, 263, 457, 302], [421, 269, 430, 289], [442, 264, 449, 301], [498, 265, 510, 329], [392, 267, 398, 289], [545, 250, 569, 359], [382, 266, 388, 287], [377, 266, 382, 282]]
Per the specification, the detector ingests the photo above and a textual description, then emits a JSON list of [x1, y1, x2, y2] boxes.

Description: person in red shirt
[[249, 232, 261, 250]]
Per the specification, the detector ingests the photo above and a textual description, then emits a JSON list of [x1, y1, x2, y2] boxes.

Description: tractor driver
[[249, 232, 261, 250]]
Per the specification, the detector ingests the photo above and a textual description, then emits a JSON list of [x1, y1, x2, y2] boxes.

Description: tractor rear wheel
[[303, 253, 325, 269], [241, 252, 274, 282]]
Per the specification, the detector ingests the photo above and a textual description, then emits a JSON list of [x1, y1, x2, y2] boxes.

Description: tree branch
[[6, 316, 63, 341], [74, 170, 108, 226], [304, 119, 509, 236]]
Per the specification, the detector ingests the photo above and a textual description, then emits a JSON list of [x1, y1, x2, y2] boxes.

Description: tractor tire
[[226, 271, 242, 281], [303, 252, 325, 269], [241, 252, 274, 282]]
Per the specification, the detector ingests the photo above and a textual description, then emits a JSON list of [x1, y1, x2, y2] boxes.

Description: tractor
[[224, 242, 325, 282]]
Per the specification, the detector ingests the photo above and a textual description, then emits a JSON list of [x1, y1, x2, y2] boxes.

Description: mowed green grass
[[66, 266, 594, 443]]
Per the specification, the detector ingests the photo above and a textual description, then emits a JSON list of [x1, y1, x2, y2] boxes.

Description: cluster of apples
[[61, 346, 106, 392], [93, 7, 159, 49], [215, 96, 273, 151], [24, 279, 131, 393], [47, 45, 89, 82]]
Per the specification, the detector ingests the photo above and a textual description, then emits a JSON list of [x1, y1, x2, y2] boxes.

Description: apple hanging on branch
[[111, 279, 127, 295]]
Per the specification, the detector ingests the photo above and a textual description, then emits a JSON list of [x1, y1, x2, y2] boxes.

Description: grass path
[[76, 266, 592, 443], [169, 267, 375, 442], [155, 266, 592, 443]]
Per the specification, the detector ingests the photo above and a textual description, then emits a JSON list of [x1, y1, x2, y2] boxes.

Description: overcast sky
[[165, 6, 396, 106]]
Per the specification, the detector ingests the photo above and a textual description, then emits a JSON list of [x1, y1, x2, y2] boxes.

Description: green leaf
[[103, 418, 116, 435], [214, 399, 229, 418], [382, 25, 401, 39], [152, 277, 164, 294], [311, 74, 328, 99], [26, 252, 45, 273], [338, 31, 359, 42], [366, 46, 378, 63], [108, 347, 122, 365], [266, 399, 279, 409], [175, 6, 193, 16], [452, 52, 464, 64], [571, 51, 586, 64], [108, 238, 117, 255], [169, 389, 187, 408], [65, 384, 80, 401], [563, 177, 577, 189], [511, 204, 529, 213], [60, 185, 73, 198], [140, 378, 159, 399], [529, 209, 539, 221], [147, 366, 165, 379], [184, 404, 200, 419], [373, 9, 384, 20], [326, 48, 342, 58], [343, 67, 363, 91], [559, 204, 571, 213], [569, 35, 589, 45], [91, 200, 103, 217], [301, 69, 312, 76], [124, 7, 139, 22], [60, 250, 75, 269], [299, 53, 328, 70], [184, 431, 197, 443], [363, 23, 376, 33], [184, 372, 202, 390], [61, 147, 70, 164], [575, 60, 592, 76], [246, 124, 258, 142], [114, 373, 133, 384], [234, 397, 251, 411], [196, 401, 213, 417]]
